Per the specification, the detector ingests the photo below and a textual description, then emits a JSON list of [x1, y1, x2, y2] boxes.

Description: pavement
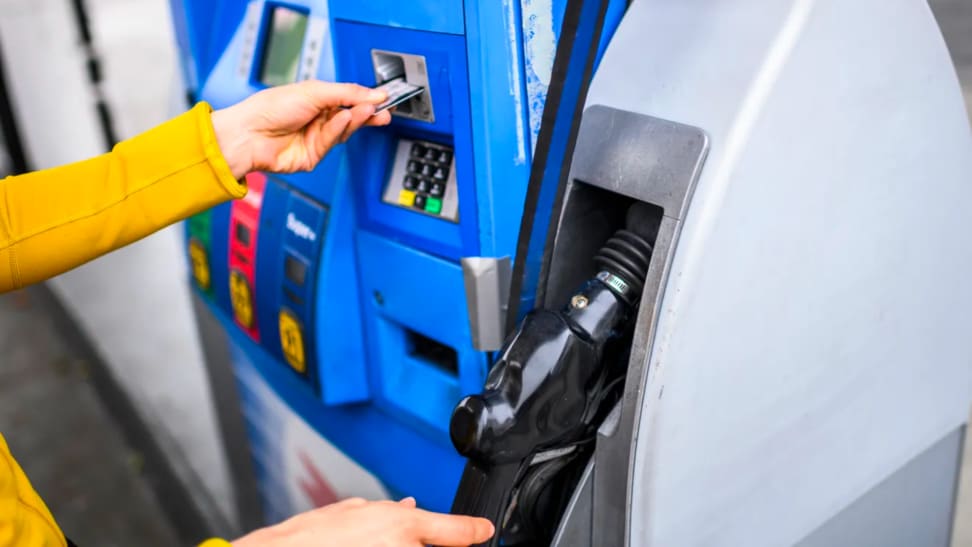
[[0, 286, 182, 546]]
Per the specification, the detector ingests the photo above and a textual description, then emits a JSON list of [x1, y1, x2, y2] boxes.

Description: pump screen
[[284, 255, 307, 286], [259, 7, 308, 86], [235, 223, 251, 246]]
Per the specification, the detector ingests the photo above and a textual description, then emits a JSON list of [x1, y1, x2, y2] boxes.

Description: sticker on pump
[[230, 348, 390, 519]]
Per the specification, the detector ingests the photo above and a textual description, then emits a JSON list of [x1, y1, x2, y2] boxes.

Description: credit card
[[373, 77, 425, 115]]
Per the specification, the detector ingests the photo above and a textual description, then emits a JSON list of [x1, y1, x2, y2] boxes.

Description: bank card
[[373, 76, 425, 115]]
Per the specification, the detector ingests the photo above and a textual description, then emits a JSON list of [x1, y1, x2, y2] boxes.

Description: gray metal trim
[[550, 458, 595, 547], [552, 105, 708, 546], [795, 427, 966, 547], [370, 49, 436, 123], [571, 104, 709, 221], [461, 256, 512, 352]]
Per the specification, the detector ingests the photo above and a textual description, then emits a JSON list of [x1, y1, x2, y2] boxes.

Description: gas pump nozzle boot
[[448, 205, 655, 545], [449, 279, 630, 464]]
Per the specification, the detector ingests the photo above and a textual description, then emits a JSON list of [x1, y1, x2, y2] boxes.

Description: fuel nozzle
[[451, 206, 654, 463], [448, 205, 656, 545]]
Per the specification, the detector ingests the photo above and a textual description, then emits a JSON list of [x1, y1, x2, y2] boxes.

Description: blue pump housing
[[172, 0, 626, 524]]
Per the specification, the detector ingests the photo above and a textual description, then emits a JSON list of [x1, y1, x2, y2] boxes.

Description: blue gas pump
[[169, 0, 625, 528]]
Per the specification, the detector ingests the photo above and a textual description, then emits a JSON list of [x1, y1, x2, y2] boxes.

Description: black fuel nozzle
[[448, 205, 655, 546]]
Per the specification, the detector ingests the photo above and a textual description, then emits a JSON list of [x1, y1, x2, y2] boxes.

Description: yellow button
[[279, 310, 306, 374], [188, 239, 210, 291], [229, 270, 254, 328], [398, 189, 416, 206]]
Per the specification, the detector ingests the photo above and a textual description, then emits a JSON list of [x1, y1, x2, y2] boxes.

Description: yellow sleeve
[[0, 433, 65, 547], [0, 101, 246, 293], [198, 539, 232, 547]]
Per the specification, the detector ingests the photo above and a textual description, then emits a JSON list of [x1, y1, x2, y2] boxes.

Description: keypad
[[399, 141, 454, 216]]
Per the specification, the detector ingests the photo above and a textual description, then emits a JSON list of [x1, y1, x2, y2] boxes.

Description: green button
[[425, 197, 443, 215]]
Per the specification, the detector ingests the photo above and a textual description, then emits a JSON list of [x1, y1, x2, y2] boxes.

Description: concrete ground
[[0, 286, 181, 546], [0, 1, 968, 546]]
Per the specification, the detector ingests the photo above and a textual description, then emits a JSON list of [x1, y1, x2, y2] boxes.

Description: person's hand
[[211, 80, 392, 179], [230, 497, 494, 547]]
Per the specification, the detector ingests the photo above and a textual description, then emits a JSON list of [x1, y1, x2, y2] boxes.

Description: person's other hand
[[211, 80, 392, 179], [230, 497, 494, 547]]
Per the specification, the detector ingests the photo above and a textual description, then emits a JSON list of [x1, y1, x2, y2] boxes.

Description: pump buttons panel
[[274, 190, 327, 380], [228, 173, 267, 340], [382, 139, 458, 222]]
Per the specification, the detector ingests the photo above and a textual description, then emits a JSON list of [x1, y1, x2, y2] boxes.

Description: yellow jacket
[[0, 102, 245, 546]]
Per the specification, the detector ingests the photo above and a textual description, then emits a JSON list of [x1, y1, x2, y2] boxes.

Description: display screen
[[235, 222, 251, 246], [284, 255, 307, 286], [259, 7, 308, 86]]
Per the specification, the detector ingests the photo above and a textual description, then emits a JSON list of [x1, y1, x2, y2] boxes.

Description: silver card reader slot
[[371, 50, 435, 123]]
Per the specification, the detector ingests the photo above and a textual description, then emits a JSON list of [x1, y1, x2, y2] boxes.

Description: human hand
[[211, 80, 392, 179], [230, 497, 494, 547]]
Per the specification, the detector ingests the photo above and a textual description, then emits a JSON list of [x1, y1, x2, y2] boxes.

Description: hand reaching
[[230, 497, 494, 547], [211, 80, 392, 179]]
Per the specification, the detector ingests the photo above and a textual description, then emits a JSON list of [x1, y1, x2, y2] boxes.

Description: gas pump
[[169, 0, 626, 530], [172, 0, 972, 544]]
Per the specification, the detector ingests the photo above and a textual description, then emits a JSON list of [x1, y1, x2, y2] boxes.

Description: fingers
[[299, 80, 386, 109], [398, 496, 417, 508], [326, 497, 368, 510], [339, 103, 378, 143], [365, 109, 393, 127], [414, 510, 495, 546], [313, 109, 353, 159]]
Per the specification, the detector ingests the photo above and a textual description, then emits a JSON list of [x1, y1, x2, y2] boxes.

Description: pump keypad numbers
[[382, 139, 459, 222]]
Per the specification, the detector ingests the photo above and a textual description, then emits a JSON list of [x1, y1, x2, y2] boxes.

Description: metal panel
[[461, 256, 512, 352], [550, 458, 595, 547], [796, 427, 965, 547], [540, 105, 708, 547], [585, 0, 972, 545], [570, 105, 709, 220]]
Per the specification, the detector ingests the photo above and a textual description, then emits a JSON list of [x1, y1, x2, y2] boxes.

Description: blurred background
[[0, 0, 969, 545]]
